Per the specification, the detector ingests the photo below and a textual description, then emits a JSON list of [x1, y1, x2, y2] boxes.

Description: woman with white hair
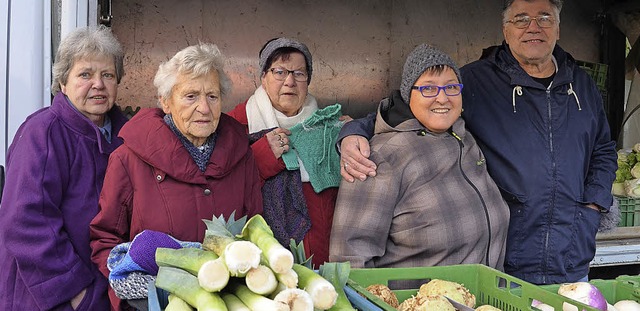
[[90, 43, 262, 310]]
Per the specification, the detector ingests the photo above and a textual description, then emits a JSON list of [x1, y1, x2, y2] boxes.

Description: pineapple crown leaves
[[289, 239, 314, 269], [202, 211, 248, 238]]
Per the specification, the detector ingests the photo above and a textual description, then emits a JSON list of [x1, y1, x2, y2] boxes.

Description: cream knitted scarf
[[245, 86, 318, 181], [246, 86, 318, 133]]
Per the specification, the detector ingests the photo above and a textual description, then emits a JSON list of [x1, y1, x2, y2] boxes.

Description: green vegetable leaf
[[289, 239, 313, 269], [319, 262, 350, 286]]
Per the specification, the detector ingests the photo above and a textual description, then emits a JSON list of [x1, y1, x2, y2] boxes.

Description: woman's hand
[[339, 115, 354, 122], [340, 135, 377, 182], [268, 128, 291, 159], [71, 288, 86, 309]]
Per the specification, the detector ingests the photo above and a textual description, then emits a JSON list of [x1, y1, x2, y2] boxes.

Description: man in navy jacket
[[336, 0, 617, 285]]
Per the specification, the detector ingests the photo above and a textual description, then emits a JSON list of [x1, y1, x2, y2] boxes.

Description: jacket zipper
[[542, 86, 556, 284], [450, 130, 492, 266]]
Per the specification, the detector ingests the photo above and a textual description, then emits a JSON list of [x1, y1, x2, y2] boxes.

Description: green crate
[[576, 60, 608, 91], [616, 196, 640, 227], [615, 275, 640, 287], [539, 279, 640, 305], [346, 264, 599, 310]]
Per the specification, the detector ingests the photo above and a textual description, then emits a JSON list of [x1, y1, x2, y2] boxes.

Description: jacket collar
[[492, 41, 576, 89], [50, 92, 127, 154], [118, 108, 249, 183], [374, 90, 467, 137]]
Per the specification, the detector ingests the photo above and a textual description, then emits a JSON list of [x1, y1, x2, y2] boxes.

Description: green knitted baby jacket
[[282, 103, 344, 193]]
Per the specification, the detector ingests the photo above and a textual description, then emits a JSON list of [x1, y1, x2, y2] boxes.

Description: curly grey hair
[[502, 0, 562, 23], [153, 43, 231, 103], [51, 25, 124, 95]]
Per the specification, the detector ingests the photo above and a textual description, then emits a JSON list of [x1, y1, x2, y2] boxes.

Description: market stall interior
[[88, 0, 640, 279]]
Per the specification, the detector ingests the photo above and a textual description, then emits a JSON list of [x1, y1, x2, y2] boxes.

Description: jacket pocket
[[500, 187, 526, 270], [566, 203, 601, 270], [74, 281, 95, 311]]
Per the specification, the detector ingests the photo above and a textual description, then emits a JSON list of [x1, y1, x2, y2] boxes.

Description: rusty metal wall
[[111, 0, 603, 118]]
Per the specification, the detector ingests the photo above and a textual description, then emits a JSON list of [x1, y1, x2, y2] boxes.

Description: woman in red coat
[[90, 43, 263, 310]]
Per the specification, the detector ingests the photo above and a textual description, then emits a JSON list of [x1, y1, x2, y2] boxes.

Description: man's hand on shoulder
[[340, 135, 377, 182]]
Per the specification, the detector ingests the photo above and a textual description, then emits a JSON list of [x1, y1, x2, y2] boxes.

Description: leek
[[227, 281, 290, 311], [197, 258, 230, 292], [245, 264, 278, 295], [241, 215, 294, 274], [275, 268, 298, 289], [155, 266, 228, 311], [155, 247, 219, 275], [319, 262, 356, 311], [292, 264, 338, 310], [155, 247, 229, 292], [220, 292, 251, 311], [166, 294, 194, 311], [223, 240, 262, 277], [273, 288, 314, 311]]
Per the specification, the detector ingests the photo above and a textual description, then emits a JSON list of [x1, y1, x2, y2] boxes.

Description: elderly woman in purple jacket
[[0, 25, 128, 311]]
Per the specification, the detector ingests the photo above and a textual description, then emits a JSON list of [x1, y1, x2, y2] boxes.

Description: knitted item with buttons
[[281, 103, 345, 193], [248, 129, 311, 246], [107, 230, 201, 300]]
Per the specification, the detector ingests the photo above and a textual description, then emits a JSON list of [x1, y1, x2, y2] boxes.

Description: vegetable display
[[556, 282, 640, 311], [154, 213, 345, 310], [613, 144, 640, 197], [365, 279, 484, 310]]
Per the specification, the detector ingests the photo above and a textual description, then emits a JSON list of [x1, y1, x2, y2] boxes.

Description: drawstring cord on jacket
[[567, 83, 582, 111], [512, 86, 523, 113], [511, 83, 582, 113]]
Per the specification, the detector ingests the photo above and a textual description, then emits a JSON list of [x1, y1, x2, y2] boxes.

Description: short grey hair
[[502, 0, 563, 23], [153, 43, 231, 102], [51, 25, 124, 95]]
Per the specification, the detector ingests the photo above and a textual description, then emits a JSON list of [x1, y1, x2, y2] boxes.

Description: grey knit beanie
[[259, 37, 313, 84], [400, 44, 461, 104]]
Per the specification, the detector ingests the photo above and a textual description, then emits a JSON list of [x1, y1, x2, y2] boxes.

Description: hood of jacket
[[374, 90, 467, 138], [489, 41, 577, 91], [118, 108, 251, 184]]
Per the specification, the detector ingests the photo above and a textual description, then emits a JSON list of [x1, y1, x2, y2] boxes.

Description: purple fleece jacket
[[0, 92, 128, 311]]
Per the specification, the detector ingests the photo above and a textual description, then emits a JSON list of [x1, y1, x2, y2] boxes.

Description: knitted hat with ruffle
[[259, 37, 313, 84]]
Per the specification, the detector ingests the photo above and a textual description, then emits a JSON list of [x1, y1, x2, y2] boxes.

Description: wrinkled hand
[[340, 135, 377, 182], [268, 127, 291, 159], [339, 115, 354, 122], [71, 288, 86, 309]]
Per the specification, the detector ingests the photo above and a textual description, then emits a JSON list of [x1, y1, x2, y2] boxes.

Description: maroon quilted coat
[[90, 108, 262, 310]]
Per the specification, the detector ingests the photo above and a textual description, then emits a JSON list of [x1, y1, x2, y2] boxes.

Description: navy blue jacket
[[338, 42, 617, 284]]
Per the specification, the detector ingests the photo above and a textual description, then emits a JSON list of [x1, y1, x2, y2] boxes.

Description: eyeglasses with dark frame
[[411, 84, 464, 98], [268, 67, 308, 82], [505, 15, 555, 29]]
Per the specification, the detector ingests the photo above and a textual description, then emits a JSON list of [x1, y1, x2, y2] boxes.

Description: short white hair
[[153, 43, 231, 102]]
